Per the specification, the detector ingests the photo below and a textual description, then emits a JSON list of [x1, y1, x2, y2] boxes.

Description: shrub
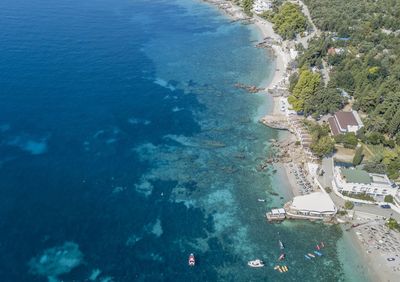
[[342, 192, 375, 202], [344, 200, 354, 210], [387, 218, 400, 232], [352, 147, 364, 166]]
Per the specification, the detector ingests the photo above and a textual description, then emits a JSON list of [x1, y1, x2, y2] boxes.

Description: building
[[328, 110, 363, 135], [327, 47, 345, 56], [266, 208, 286, 222], [285, 192, 337, 220], [332, 167, 399, 199], [253, 0, 272, 14]]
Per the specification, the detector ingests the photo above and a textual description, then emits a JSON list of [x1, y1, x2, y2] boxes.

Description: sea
[[0, 0, 372, 281]]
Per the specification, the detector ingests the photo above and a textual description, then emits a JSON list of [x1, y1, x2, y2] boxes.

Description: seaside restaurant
[[286, 192, 337, 220]]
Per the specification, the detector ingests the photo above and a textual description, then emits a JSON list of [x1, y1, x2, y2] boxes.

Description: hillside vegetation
[[293, 0, 400, 178], [261, 2, 308, 39], [297, 0, 400, 139]]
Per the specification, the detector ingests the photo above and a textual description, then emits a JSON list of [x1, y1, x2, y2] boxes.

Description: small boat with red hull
[[188, 253, 195, 266]]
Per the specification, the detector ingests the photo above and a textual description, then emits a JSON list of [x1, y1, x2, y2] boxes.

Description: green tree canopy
[[288, 68, 321, 112], [262, 2, 309, 39]]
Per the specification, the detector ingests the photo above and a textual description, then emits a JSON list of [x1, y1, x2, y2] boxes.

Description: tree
[[344, 200, 354, 210], [242, 0, 254, 16], [352, 147, 364, 166], [364, 162, 386, 174], [387, 218, 400, 232], [333, 70, 355, 92], [384, 195, 394, 204], [335, 132, 358, 149], [305, 87, 343, 116], [288, 68, 321, 112], [365, 132, 384, 145], [267, 3, 309, 39], [289, 72, 299, 92], [388, 108, 400, 137], [296, 0, 400, 143], [310, 135, 335, 157]]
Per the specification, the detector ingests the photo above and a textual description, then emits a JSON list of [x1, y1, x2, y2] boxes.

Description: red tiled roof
[[335, 111, 359, 128], [328, 116, 340, 135]]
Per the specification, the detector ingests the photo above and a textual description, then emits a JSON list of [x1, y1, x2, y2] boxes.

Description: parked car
[[380, 204, 391, 209]]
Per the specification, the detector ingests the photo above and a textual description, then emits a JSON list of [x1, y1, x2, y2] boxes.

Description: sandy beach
[[252, 16, 289, 92], [345, 216, 400, 281]]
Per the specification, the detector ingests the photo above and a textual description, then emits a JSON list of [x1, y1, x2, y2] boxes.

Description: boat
[[282, 265, 288, 272], [308, 253, 315, 258], [278, 253, 285, 261], [321, 241, 325, 248], [304, 255, 311, 260], [274, 265, 280, 270], [188, 253, 195, 266], [314, 251, 323, 256], [278, 266, 283, 273], [248, 259, 264, 268], [279, 240, 285, 250], [316, 244, 320, 250], [258, 198, 266, 202]]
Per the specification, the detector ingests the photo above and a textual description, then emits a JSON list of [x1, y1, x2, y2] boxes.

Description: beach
[[343, 213, 400, 281], [201, 1, 400, 281], [1, 0, 385, 280]]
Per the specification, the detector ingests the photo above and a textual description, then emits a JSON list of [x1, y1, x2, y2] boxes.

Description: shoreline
[[200, 1, 392, 281], [202, 0, 303, 202], [251, 15, 288, 93]]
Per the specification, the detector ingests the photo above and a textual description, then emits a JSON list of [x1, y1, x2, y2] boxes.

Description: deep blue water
[[0, 0, 372, 281]]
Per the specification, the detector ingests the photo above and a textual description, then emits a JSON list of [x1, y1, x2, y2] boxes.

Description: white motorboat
[[248, 259, 264, 268]]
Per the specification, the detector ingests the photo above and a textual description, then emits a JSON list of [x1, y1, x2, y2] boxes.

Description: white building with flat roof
[[332, 167, 399, 198], [286, 192, 337, 219]]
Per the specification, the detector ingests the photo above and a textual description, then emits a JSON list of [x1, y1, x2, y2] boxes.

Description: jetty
[[259, 115, 289, 130], [234, 83, 264, 93]]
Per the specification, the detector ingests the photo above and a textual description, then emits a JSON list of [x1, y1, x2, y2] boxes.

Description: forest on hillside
[[294, 0, 400, 178], [296, 0, 400, 139]]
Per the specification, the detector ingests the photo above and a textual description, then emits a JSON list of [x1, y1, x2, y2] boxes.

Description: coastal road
[[319, 157, 333, 188], [290, 0, 321, 49]]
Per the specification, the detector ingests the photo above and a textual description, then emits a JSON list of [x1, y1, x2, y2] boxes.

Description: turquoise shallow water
[[0, 0, 371, 281]]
